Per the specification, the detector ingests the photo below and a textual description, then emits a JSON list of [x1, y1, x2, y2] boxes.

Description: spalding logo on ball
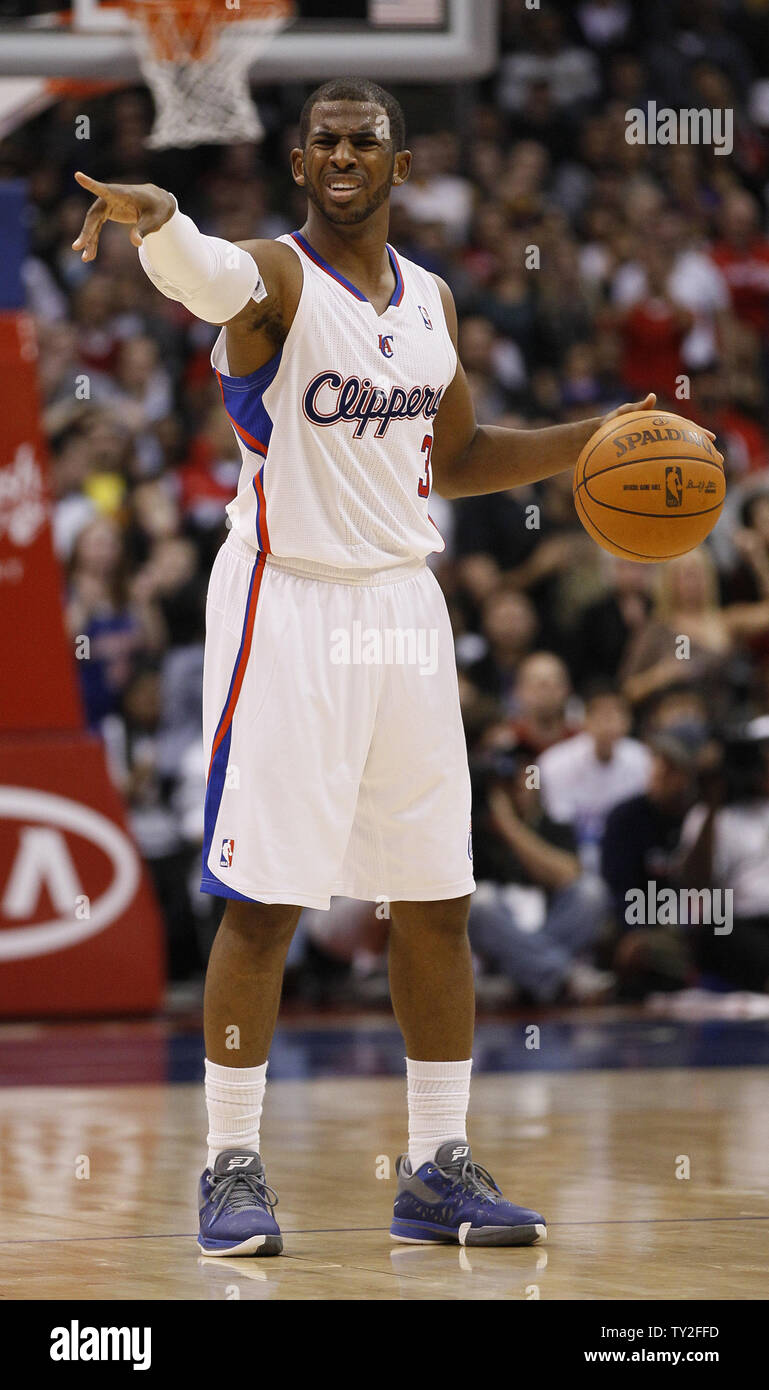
[[573, 411, 725, 562]]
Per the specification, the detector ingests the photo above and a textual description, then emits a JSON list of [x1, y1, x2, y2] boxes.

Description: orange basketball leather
[[573, 411, 725, 562]]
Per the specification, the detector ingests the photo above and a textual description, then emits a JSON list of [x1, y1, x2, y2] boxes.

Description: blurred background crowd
[[3, 0, 769, 1006]]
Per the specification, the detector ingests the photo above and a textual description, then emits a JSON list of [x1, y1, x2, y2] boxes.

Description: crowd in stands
[[4, 0, 769, 1000]]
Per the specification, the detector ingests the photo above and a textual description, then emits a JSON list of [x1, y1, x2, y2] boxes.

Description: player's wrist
[[139, 191, 179, 236]]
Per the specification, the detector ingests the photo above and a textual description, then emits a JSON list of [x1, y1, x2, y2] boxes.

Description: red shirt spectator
[[619, 296, 690, 404], [510, 715, 581, 756], [710, 191, 769, 340], [711, 238, 769, 339], [717, 406, 769, 477], [179, 410, 242, 529]]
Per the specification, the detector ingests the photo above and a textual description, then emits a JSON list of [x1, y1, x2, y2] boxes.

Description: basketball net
[[124, 0, 294, 149]]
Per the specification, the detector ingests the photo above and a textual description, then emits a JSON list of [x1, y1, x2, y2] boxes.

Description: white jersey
[[210, 231, 457, 571]]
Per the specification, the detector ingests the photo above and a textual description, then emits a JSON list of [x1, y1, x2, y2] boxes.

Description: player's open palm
[[72, 171, 176, 261]]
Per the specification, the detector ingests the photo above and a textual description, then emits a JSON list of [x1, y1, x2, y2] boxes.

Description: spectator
[[102, 337, 174, 475], [392, 132, 474, 246], [689, 365, 769, 481], [179, 406, 242, 536], [676, 723, 769, 992], [497, 10, 600, 115], [50, 428, 98, 561], [67, 516, 146, 729], [457, 315, 525, 419], [510, 651, 579, 754], [453, 481, 543, 600], [576, 2, 635, 52], [710, 190, 769, 345], [469, 748, 612, 1003], [726, 490, 769, 605], [572, 555, 654, 688], [601, 725, 703, 927], [539, 686, 651, 869], [611, 207, 729, 372], [71, 274, 128, 375], [613, 242, 694, 404], [620, 549, 769, 718], [460, 588, 538, 708], [103, 663, 204, 981]]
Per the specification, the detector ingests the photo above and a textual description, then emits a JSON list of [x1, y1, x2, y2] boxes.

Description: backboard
[[0, 1, 499, 81]]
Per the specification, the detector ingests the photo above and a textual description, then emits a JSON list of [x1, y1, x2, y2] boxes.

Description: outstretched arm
[[429, 277, 715, 501], [72, 173, 300, 375]]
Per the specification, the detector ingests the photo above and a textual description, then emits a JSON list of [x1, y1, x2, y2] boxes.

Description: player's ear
[[392, 150, 411, 187], [290, 148, 306, 186]]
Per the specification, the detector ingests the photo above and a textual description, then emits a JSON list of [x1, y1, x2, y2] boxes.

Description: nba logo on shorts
[[220, 838, 235, 868], [378, 333, 394, 358], [665, 465, 683, 507], [418, 305, 433, 330]]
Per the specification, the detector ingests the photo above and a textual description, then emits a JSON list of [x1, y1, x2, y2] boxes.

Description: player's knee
[[391, 896, 471, 936], [221, 899, 301, 943]]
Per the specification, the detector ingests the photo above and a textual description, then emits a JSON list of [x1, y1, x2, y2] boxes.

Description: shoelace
[[434, 1156, 501, 1203], [209, 1170, 279, 1215]]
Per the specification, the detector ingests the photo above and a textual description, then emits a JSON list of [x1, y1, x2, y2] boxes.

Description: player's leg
[[341, 565, 545, 1246], [198, 899, 299, 1258], [388, 894, 474, 1061], [204, 899, 300, 1068], [197, 545, 382, 1256], [388, 895, 546, 1247]]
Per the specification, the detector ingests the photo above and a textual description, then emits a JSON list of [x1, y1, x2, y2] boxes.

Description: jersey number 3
[[417, 434, 432, 498]]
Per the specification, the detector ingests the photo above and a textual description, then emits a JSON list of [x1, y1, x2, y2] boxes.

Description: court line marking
[[2, 1214, 769, 1247]]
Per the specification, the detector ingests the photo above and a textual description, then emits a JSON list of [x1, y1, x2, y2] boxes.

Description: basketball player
[[73, 79, 662, 1256]]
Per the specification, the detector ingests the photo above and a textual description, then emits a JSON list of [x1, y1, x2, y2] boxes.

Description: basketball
[[573, 410, 726, 563]]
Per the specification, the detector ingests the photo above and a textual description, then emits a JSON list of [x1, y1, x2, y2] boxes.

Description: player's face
[[293, 101, 409, 226]]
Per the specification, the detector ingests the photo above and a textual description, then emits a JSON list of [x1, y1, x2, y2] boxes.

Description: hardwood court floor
[[1, 1068, 767, 1300]]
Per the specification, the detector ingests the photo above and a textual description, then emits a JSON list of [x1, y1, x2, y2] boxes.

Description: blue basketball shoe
[[390, 1140, 546, 1247], [198, 1149, 282, 1256]]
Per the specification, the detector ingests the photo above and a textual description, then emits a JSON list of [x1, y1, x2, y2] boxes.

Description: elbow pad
[[138, 202, 263, 323]]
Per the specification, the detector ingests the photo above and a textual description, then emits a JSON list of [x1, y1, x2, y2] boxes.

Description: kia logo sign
[[0, 787, 139, 960]]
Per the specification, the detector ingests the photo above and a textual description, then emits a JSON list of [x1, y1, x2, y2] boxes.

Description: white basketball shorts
[[201, 532, 475, 910]]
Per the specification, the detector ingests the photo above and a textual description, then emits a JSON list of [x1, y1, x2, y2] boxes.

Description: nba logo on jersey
[[378, 333, 394, 358], [220, 838, 235, 868], [418, 305, 433, 330]]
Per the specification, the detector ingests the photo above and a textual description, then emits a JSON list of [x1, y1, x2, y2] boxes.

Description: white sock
[[406, 1057, 472, 1171], [205, 1058, 267, 1170]]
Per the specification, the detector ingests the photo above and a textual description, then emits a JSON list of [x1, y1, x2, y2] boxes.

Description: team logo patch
[[220, 838, 235, 868], [665, 465, 683, 508], [418, 305, 433, 330], [378, 334, 394, 358]]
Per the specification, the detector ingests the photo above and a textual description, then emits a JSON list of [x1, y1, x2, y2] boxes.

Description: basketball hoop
[[123, 0, 294, 149]]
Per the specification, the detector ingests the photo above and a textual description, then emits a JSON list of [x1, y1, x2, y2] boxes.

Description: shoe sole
[[197, 1234, 283, 1257], [390, 1219, 546, 1247]]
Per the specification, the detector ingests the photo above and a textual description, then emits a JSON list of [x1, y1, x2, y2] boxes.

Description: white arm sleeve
[[137, 200, 264, 324]]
